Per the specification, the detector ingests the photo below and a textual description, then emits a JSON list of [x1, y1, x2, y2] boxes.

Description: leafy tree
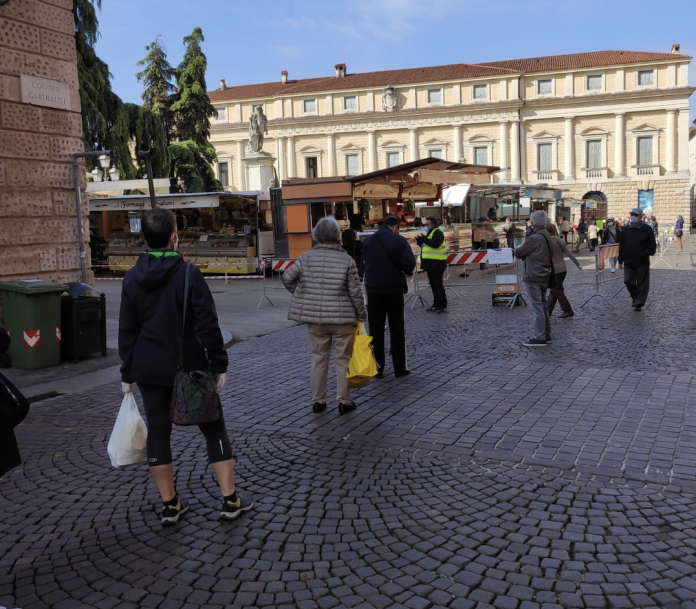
[[169, 27, 222, 192], [136, 37, 178, 146]]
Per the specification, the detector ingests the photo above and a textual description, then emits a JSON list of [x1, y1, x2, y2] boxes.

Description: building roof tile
[[208, 50, 692, 103]]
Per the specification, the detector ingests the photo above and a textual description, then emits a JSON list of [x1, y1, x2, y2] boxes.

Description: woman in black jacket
[[119, 209, 252, 526]]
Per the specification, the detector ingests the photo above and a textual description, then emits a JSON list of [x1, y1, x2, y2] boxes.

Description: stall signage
[[402, 183, 438, 198], [523, 187, 563, 200], [417, 169, 491, 185], [89, 194, 221, 211], [638, 190, 653, 212], [20, 75, 71, 111], [353, 183, 399, 198]]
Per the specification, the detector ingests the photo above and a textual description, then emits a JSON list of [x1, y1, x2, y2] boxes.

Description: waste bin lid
[[0, 280, 69, 295]]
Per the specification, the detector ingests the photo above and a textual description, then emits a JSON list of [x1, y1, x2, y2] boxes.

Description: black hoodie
[[118, 251, 228, 386]]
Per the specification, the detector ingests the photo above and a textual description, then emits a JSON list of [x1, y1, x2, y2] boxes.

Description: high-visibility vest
[[421, 227, 447, 260]]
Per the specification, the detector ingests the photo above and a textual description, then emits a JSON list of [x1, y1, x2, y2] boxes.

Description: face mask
[[173, 235, 179, 250], [630, 216, 639, 223], [607, 222, 613, 227]]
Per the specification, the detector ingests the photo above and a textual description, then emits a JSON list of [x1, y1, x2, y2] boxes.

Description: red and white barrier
[[446, 251, 488, 266], [271, 259, 297, 271]]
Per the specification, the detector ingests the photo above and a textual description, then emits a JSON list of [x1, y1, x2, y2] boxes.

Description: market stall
[[88, 191, 270, 274]]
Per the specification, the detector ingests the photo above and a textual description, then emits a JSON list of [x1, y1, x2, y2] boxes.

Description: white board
[[486, 248, 514, 264]]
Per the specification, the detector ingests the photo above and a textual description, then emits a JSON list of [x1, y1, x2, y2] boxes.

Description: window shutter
[[538, 143, 552, 171]]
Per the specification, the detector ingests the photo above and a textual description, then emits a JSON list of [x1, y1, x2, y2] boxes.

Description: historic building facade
[[0, 0, 87, 282], [209, 48, 693, 225]]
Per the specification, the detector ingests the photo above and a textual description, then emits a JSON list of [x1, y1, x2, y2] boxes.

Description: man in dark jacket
[[0, 325, 22, 477], [618, 207, 657, 311], [416, 217, 448, 313], [363, 215, 416, 378], [119, 208, 252, 526]]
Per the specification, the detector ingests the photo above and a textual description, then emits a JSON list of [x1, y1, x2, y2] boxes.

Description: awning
[[442, 184, 472, 206]]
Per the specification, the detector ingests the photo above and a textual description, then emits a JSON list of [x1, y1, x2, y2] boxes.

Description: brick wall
[[0, 0, 89, 284]]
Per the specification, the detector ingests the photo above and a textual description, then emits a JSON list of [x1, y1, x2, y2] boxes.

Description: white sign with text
[[20, 75, 71, 111]]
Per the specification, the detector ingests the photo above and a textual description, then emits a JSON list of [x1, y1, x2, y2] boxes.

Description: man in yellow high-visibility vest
[[416, 217, 448, 313]]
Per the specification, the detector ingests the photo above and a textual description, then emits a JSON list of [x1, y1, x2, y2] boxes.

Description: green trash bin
[[0, 280, 69, 369]]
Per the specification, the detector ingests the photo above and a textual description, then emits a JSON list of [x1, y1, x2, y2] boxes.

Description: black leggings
[[138, 383, 232, 466]]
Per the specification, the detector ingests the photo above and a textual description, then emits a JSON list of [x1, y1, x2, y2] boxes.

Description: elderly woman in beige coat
[[283, 217, 367, 414]]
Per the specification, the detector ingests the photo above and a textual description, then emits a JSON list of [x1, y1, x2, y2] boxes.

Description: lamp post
[[72, 150, 111, 283], [137, 149, 158, 209]]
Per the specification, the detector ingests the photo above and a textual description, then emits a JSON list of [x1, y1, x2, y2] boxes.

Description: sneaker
[[436, 308, 448, 314], [394, 369, 411, 378], [634, 305, 643, 312], [521, 338, 548, 347], [425, 306, 438, 312], [220, 492, 254, 521], [610, 269, 616, 273], [459, 272, 470, 278], [559, 312, 574, 318], [161, 497, 189, 526]]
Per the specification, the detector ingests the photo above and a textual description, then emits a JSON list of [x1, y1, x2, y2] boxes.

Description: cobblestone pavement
[[2, 262, 696, 609]]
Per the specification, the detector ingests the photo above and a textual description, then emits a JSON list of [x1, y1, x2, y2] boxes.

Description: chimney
[[334, 63, 346, 78], [220, 79, 226, 90], [671, 43, 680, 54], [281, 70, 288, 84]]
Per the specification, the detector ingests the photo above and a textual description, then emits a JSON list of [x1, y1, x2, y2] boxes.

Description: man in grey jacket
[[515, 210, 554, 347]]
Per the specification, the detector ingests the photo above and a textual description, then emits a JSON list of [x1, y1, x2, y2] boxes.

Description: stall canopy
[[347, 157, 500, 200]]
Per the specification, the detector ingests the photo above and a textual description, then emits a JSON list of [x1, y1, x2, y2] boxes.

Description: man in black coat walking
[[618, 207, 657, 311], [363, 216, 416, 378]]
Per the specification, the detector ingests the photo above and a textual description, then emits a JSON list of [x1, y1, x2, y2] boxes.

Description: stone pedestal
[[243, 152, 277, 192]]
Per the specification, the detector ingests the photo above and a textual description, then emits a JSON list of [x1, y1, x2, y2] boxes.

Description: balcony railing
[[533, 170, 558, 181], [631, 164, 660, 177], [582, 167, 608, 179]]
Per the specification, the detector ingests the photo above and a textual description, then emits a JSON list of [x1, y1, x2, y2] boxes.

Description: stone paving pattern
[[2, 261, 696, 609]]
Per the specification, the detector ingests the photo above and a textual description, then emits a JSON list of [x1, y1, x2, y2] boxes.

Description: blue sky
[[97, 0, 696, 122]]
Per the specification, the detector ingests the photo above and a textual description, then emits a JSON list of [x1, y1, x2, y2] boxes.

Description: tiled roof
[[479, 50, 691, 73], [208, 50, 692, 102]]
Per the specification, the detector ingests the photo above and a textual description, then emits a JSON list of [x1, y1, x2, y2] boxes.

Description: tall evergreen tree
[[136, 37, 177, 146], [169, 27, 222, 192], [73, 0, 169, 179]]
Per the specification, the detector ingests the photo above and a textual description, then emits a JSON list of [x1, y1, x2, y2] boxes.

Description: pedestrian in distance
[[602, 218, 621, 272], [342, 228, 364, 280], [504, 217, 516, 248], [575, 219, 590, 252], [416, 217, 448, 313], [545, 223, 582, 318], [596, 218, 605, 245], [618, 208, 657, 312], [363, 215, 416, 378], [525, 219, 534, 237], [587, 222, 599, 251], [119, 208, 252, 526], [560, 217, 572, 244], [283, 217, 367, 414], [674, 215, 684, 251], [515, 210, 554, 347]]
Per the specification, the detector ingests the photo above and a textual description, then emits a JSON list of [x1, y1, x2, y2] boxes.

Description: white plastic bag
[[107, 393, 148, 468]]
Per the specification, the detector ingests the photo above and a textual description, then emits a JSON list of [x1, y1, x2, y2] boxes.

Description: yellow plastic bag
[[346, 322, 378, 388]]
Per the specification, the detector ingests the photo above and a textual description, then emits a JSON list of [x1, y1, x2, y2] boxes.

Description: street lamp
[[89, 167, 103, 182], [72, 149, 111, 283]]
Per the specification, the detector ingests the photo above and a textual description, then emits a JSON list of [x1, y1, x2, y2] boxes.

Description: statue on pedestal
[[382, 85, 398, 112], [248, 106, 268, 153]]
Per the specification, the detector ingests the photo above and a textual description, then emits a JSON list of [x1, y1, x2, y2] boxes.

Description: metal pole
[[137, 150, 158, 209], [72, 149, 111, 283]]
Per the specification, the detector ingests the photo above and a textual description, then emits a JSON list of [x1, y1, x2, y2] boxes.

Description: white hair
[[312, 216, 341, 244], [530, 210, 548, 227]]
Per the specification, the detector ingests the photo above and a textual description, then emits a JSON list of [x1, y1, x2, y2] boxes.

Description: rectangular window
[[306, 156, 318, 178], [538, 143, 552, 171], [587, 75, 602, 91], [429, 149, 443, 160], [537, 79, 552, 95], [343, 96, 357, 111], [473, 147, 488, 166], [586, 140, 602, 169], [473, 85, 488, 100], [638, 70, 654, 86], [218, 162, 229, 186], [346, 154, 359, 175], [252, 103, 263, 114], [427, 89, 441, 104], [637, 136, 653, 166], [214, 107, 227, 122], [386, 151, 400, 167], [303, 99, 316, 113]]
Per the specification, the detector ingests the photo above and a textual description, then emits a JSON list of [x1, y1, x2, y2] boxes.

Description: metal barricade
[[580, 244, 623, 307], [652, 231, 673, 268], [404, 255, 430, 310], [442, 251, 497, 298], [257, 257, 298, 308]]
